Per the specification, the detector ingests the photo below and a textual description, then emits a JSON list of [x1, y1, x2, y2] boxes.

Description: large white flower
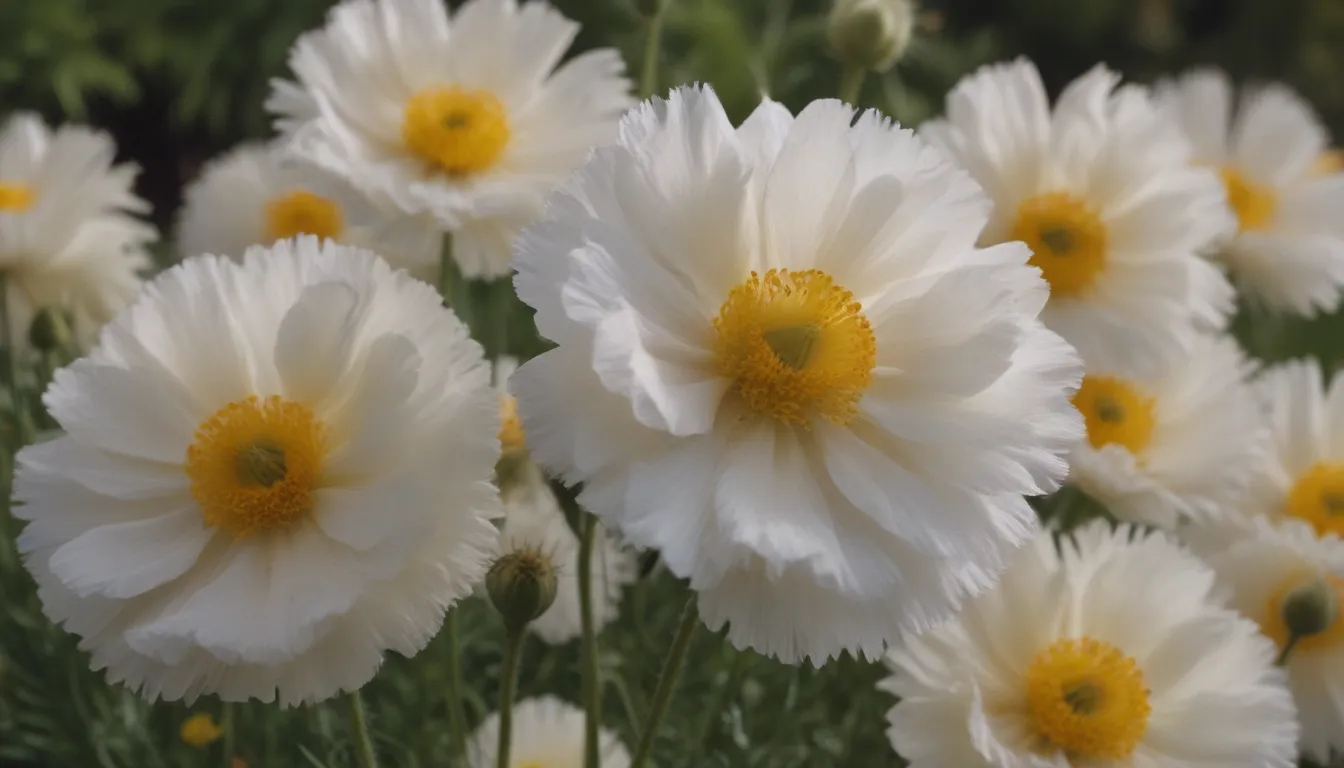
[[511, 86, 1083, 664], [1196, 518, 1344, 762], [922, 59, 1234, 372], [13, 237, 501, 705], [0, 112, 155, 349], [467, 696, 631, 768], [177, 142, 437, 277], [268, 0, 633, 279], [1065, 335, 1264, 529], [883, 521, 1298, 767], [1156, 70, 1344, 315], [499, 464, 637, 644]]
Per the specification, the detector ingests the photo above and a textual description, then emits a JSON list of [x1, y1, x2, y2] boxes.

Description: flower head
[[0, 113, 154, 350], [1157, 69, 1344, 314], [467, 696, 630, 768], [511, 86, 1082, 663], [177, 143, 437, 278], [883, 521, 1298, 767], [13, 237, 501, 705], [923, 59, 1234, 371], [268, 0, 633, 278], [179, 713, 222, 747]]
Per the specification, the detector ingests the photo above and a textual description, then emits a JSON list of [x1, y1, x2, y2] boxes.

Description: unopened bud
[[827, 0, 915, 74], [28, 307, 71, 353], [1282, 578, 1339, 640], [486, 546, 558, 632]]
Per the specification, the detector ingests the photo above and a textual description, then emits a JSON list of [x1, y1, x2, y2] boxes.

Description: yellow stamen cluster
[[499, 393, 526, 453], [1286, 463, 1344, 537], [402, 86, 510, 177], [1220, 166, 1277, 232], [186, 395, 327, 536], [1010, 192, 1108, 297], [1072, 375, 1157, 457], [0, 181, 35, 212], [1025, 637, 1151, 760], [263, 190, 344, 243], [714, 269, 876, 427], [179, 713, 223, 747]]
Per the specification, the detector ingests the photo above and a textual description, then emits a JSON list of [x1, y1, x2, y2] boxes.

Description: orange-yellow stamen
[[1072, 375, 1157, 458], [1025, 637, 1151, 759], [402, 86, 510, 177], [263, 190, 344, 243], [0, 181, 35, 212], [1010, 192, 1108, 297], [1286, 463, 1344, 537], [1220, 166, 1277, 232]]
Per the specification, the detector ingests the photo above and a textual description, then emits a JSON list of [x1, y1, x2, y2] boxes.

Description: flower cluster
[[6, 0, 1344, 766]]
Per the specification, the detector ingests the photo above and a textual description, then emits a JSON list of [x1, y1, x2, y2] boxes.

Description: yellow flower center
[[179, 713, 223, 747], [263, 190, 344, 243], [1313, 150, 1343, 177], [186, 396, 327, 536], [1025, 637, 1151, 760], [1219, 166, 1277, 232], [499, 393, 526, 453], [714, 269, 876, 428], [1262, 572, 1344, 655], [402, 86, 510, 177], [0, 181, 35, 212], [1285, 463, 1344, 537], [1009, 192, 1108, 297], [1072, 375, 1157, 457]]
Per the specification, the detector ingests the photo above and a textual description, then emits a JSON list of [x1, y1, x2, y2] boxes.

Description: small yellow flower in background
[[179, 712, 222, 747]]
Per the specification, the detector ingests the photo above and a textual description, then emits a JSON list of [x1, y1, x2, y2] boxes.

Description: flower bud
[[487, 545, 558, 632], [28, 307, 71, 353], [635, 0, 666, 18], [827, 0, 915, 74], [1282, 577, 1339, 640]]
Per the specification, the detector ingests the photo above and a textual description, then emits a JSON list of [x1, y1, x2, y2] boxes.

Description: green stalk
[[439, 232, 455, 306], [495, 628, 526, 768], [630, 598, 700, 768], [445, 609, 468, 765], [346, 690, 379, 768], [577, 514, 600, 768], [640, 3, 669, 97], [839, 64, 866, 105], [221, 701, 235, 768]]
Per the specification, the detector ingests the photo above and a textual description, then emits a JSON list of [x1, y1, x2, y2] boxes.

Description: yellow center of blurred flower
[[714, 269, 875, 428], [1313, 150, 1344, 177], [263, 190, 344, 243], [186, 395, 327, 536], [402, 86, 510, 177], [0, 181, 35, 212], [179, 713, 223, 747], [1025, 637, 1150, 760], [1009, 192, 1107, 297], [1262, 572, 1344, 655], [499, 393, 526, 453], [1072, 375, 1156, 457], [1219, 166, 1277, 232], [1286, 463, 1344, 537]]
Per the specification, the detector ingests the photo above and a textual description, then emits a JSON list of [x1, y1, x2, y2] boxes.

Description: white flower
[[511, 86, 1083, 664], [467, 696, 631, 768], [268, 0, 633, 279], [177, 142, 437, 278], [13, 236, 501, 705], [922, 59, 1234, 373], [1065, 335, 1265, 529], [0, 112, 155, 349], [1197, 518, 1344, 761], [1156, 69, 1344, 315], [883, 521, 1298, 768], [498, 456, 637, 644]]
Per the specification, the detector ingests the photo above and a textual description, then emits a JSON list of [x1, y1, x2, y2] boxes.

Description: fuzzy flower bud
[[827, 0, 915, 74], [28, 307, 71, 353], [1282, 577, 1339, 640], [487, 545, 558, 632]]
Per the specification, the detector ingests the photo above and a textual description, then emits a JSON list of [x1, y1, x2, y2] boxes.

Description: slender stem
[[1276, 634, 1300, 667], [220, 701, 235, 768], [346, 690, 379, 768], [577, 514, 601, 768], [439, 232, 455, 305], [496, 628, 526, 768], [0, 274, 24, 446], [490, 278, 512, 361], [838, 64, 866, 105], [445, 609, 468, 766], [640, 5, 667, 98], [630, 598, 700, 768]]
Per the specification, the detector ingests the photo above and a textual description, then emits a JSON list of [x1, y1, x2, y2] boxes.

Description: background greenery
[[4, 0, 1344, 765]]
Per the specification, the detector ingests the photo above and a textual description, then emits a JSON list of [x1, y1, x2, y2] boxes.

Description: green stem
[[0, 275, 27, 447], [221, 701, 235, 768], [496, 628, 526, 768], [445, 609, 468, 766], [489, 278, 512, 361], [640, 5, 667, 98], [839, 64, 866, 105], [439, 232, 455, 306], [1276, 634, 1300, 667], [346, 690, 379, 768], [630, 598, 700, 768], [577, 514, 600, 768]]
